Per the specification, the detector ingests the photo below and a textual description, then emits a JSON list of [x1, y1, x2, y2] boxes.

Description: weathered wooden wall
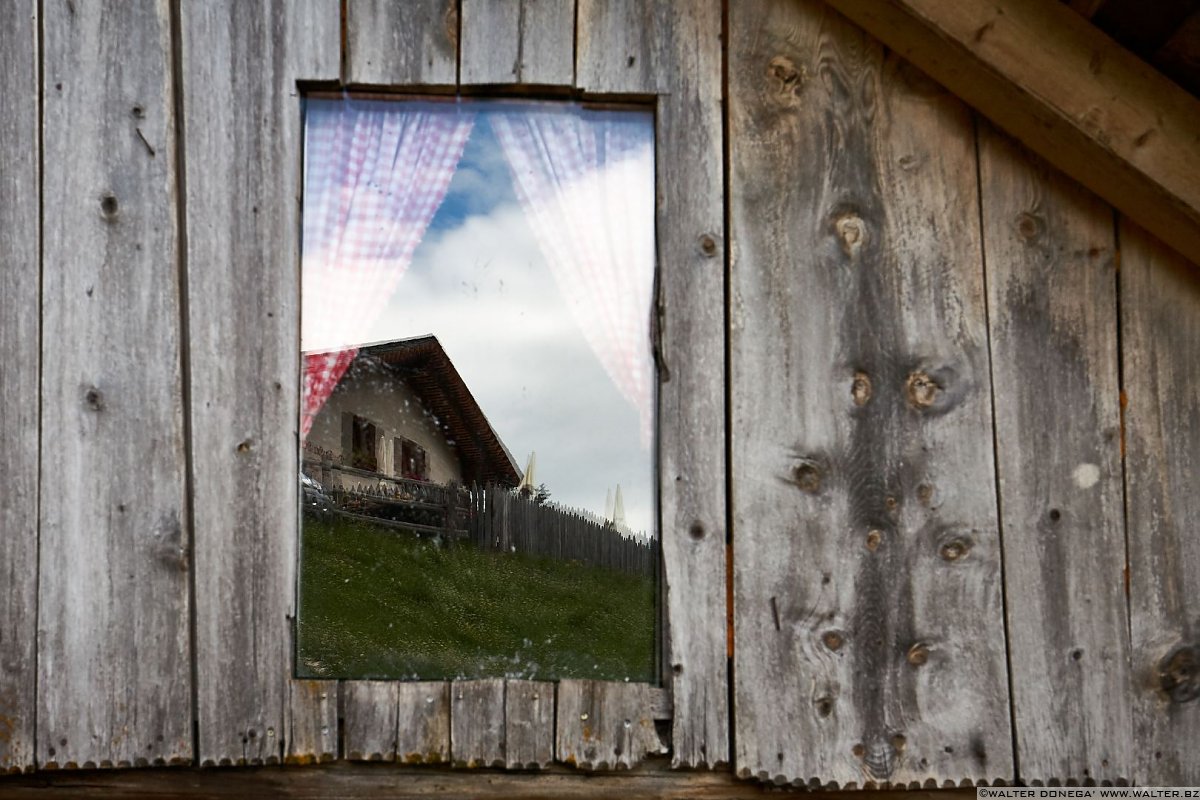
[[728, 0, 1198, 789], [1, 0, 1198, 791]]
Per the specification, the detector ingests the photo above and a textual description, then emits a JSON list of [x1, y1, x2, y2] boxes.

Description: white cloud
[[366, 202, 655, 535]]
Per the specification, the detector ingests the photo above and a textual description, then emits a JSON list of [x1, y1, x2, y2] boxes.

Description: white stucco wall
[[305, 361, 463, 487]]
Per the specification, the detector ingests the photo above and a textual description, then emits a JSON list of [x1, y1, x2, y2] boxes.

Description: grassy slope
[[297, 513, 656, 682]]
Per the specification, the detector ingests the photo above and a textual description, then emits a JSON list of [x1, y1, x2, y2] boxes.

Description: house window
[[349, 414, 378, 472], [297, 97, 658, 683], [395, 437, 428, 481]]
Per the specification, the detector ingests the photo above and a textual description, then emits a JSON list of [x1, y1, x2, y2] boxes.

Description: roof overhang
[[825, 0, 1200, 269]]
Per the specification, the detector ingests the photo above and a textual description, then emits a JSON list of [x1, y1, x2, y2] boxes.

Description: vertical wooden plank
[[38, 0, 190, 769], [1120, 221, 1200, 785], [518, 0, 576, 85], [652, 0, 729, 770], [285, 680, 338, 764], [460, 1, 520, 84], [396, 682, 451, 764], [575, 0, 659, 94], [343, 681, 398, 762], [555, 681, 667, 770], [450, 679, 506, 768], [505, 680, 555, 769], [461, 0, 575, 85], [978, 124, 1132, 784], [180, 0, 339, 766], [346, 0, 458, 88], [730, 1, 1012, 788], [0, 0, 38, 775]]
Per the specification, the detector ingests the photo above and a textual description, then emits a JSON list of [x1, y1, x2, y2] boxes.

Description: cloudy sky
[[358, 107, 656, 536]]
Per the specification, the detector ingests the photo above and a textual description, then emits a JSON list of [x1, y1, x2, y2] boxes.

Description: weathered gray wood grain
[[396, 682, 451, 764], [730, 1, 1012, 787], [575, 0, 660, 94], [460, 0, 574, 85], [978, 124, 1132, 785], [451, 679, 506, 768], [286, 680, 338, 764], [0, 0, 39, 776], [343, 681, 398, 762], [1119, 221, 1200, 785], [505, 680, 555, 769], [38, 0, 191, 769], [555, 681, 667, 771], [180, 0, 339, 766], [650, 0, 729, 771], [346, 0, 458, 87]]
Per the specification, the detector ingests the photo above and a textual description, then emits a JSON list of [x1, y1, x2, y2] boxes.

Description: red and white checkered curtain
[[491, 109, 656, 446], [301, 100, 474, 438]]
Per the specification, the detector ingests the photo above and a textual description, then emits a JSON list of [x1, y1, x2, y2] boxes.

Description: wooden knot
[[1159, 645, 1199, 704], [939, 539, 969, 561], [236, 439, 254, 454], [790, 459, 822, 494], [917, 483, 934, 505], [698, 233, 718, 258], [767, 55, 806, 101], [835, 214, 865, 258], [865, 529, 883, 551], [100, 192, 119, 220], [822, 630, 844, 651], [851, 371, 872, 406], [688, 521, 706, 540], [907, 643, 930, 666], [905, 371, 939, 409], [1016, 212, 1043, 241], [83, 386, 104, 411], [814, 696, 834, 717]]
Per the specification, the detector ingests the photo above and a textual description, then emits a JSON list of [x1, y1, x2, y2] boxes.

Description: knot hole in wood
[[766, 55, 806, 103]]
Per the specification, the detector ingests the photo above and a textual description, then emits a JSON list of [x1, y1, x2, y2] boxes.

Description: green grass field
[[296, 513, 657, 682]]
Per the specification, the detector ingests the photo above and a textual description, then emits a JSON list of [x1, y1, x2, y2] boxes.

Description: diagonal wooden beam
[[824, 0, 1200, 269]]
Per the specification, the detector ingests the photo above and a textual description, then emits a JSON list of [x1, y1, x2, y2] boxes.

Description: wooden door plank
[[343, 681, 399, 762], [461, 0, 575, 86], [38, 0, 190, 769], [505, 680, 555, 769], [0, 0, 39, 775], [575, 0, 660, 94], [346, 0, 458, 88], [396, 682, 451, 764], [451, 679, 506, 768], [1119, 221, 1200, 785], [651, 0, 729, 771], [978, 124, 1132, 784], [730, 1, 1012, 787], [518, 0, 576, 85], [286, 680, 338, 764], [180, 0, 339, 766], [555, 681, 667, 771], [460, 1, 520, 84]]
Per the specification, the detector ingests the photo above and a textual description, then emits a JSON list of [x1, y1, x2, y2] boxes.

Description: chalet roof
[[355, 335, 522, 488]]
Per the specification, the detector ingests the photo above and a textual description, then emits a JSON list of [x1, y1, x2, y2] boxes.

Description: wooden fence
[[303, 463, 656, 578], [469, 486, 657, 578]]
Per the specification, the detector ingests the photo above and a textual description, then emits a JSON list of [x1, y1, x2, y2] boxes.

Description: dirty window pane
[[296, 97, 658, 683]]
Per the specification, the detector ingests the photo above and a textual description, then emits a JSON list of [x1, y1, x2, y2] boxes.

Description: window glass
[[297, 97, 658, 682]]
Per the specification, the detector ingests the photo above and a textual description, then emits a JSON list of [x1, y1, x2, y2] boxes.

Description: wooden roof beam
[[824, 0, 1200, 269]]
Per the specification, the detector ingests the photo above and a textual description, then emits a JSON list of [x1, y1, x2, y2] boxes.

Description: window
[[395, 437, 428, 481], [297, 97, 658, 683], [348, 414, 378, 472]]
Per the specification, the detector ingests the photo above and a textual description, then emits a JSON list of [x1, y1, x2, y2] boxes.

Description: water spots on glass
[[297, 98, 659, 683]]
